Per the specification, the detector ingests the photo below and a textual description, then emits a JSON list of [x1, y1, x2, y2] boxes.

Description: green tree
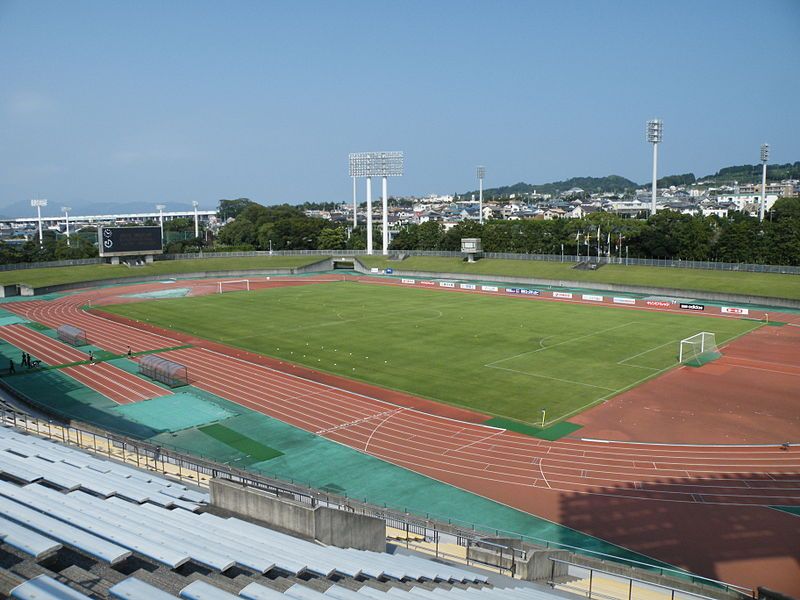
[[415, 221, 445, 250], [217, 198, 256, 221], [217, 218, 257, 247], [317, 227, 348, 250]]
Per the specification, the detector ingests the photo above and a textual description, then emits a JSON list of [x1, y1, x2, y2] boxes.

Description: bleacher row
[[0, 426, 561, 599]]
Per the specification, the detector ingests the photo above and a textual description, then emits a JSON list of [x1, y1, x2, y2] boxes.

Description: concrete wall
[[210, 479, 385, 552], [356, 262, 800, 310], [466, 539, 569, 581]]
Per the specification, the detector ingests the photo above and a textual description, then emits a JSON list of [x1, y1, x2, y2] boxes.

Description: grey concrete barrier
[[210, 478, 385, 552]]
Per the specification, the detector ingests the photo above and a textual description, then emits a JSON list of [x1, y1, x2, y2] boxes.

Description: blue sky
[[0, 0, 798, 214]]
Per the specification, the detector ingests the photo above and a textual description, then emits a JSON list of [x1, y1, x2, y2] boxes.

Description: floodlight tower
[[759, 143, 769, 222], [378, 152, 404, 255], [192, 201, 200, 238], [348, 152, 404, 255], [351, 176, 357, 228], [477, 166, 486, 225], [61, 206, 72, 246], [31, 198, 47, 247], [646, 119, 663, 215], [156, 204, 166, 241]]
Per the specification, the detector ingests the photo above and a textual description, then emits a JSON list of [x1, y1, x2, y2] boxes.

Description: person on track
[[88, 350, 95, 365], [8, 359, 15, 375], [127, 346, 132, 358]]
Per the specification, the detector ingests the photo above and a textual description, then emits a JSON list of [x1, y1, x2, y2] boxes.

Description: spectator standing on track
[[22, 353, 29, 368], [8, 359, 15, 375]]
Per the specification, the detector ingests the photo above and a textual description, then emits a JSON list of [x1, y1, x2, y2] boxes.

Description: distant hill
[[470, 175, 640, 198], [698, 162, 800, 184], [466, 161, 799, 199]]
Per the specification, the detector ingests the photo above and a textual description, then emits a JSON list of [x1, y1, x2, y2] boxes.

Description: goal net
[[678, 332, 721, 367], [217, 279, 251, 294]]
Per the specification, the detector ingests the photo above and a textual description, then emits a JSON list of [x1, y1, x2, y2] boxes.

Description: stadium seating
[[0, 425, 561, 599]]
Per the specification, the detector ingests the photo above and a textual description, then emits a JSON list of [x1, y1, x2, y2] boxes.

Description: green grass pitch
[[102, 281, 760, 424]]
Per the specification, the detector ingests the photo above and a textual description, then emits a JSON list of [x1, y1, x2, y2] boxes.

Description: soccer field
[[102, 281, 759, 424]]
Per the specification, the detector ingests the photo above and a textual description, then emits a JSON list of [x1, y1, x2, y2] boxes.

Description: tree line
[[214, 197, 800, 265], [389, 197, 800, 265], [1, 197, 797, 266]]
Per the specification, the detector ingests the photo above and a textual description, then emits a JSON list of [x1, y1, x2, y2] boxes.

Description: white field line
[[364, 409, 407, 453], [485, 322, 636, 368], [540, 364, 683, 428], [485, 364, 616, 391], [617, 340, 676, 366], [446, 430, 507, 454]]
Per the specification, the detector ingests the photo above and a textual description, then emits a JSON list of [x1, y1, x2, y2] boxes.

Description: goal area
[[679, 332, 721, 367], [217, 279, 251, 294]]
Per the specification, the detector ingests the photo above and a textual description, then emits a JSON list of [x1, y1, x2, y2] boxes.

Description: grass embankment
[[359, 256, 800, 301], [0, 256, 327, 289], [102, 281, 756, 424]]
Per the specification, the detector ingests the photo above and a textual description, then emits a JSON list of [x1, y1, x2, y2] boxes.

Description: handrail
[[0, 399, 754, 594], [548, 557, 753, 599]]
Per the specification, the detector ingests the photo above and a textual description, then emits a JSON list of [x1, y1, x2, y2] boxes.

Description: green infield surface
[[101, 280, 760, 424]]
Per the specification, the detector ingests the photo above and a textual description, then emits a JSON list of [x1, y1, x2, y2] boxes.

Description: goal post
[[679, 332, 721, 367], [217, 279, 251, 294]]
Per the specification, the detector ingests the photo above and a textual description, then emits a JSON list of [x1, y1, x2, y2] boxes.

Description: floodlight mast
[[31, 198, 47, 247], [156, 204, 166, 241], [366, 176, 373, 253], [760, 143, 769, 222], [351, 176, 357, 228], [646, 119, 663, 216], [348, 151, 404, 255], [477, 166, 486, 225], [61, 206, 72, 246], [192, 201, 200, 238]]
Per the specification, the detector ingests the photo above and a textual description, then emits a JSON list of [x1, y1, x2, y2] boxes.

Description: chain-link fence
[[0, 250, 797, 274]]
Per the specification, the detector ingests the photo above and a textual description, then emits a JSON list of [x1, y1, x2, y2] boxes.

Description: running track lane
[[0, 324, 169, 404], [7, 285, 800, 591], [159, 347, 800, 505], [4, 297, 179, 354]]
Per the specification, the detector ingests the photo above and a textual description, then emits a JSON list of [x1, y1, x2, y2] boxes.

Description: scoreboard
[[98, 226, 163, 257]]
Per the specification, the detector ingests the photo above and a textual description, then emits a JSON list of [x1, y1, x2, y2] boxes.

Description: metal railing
[[548, 558, 752, 600], [0, 250, 797, 274], [0, 395, 754, 593]]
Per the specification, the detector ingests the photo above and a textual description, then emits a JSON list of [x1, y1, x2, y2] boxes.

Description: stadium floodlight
[[192, 201, 200, 238], [31, 198, 48, 247], [156, 204, 166, 241], [759, 143, 769, 222], [477, 166, 486, 225], [349, 151, 404, 255], [646, 119, 663, 216], [61, 206, 72, 246]]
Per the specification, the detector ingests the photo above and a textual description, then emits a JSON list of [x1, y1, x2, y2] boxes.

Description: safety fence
[[0, 250, 797, 274], [0, 400, 752, 598], [548, 558, 735, 600]]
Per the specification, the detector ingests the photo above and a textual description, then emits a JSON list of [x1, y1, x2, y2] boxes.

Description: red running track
[[0, 324, 169, 404], [5, 281, 800, 593]]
